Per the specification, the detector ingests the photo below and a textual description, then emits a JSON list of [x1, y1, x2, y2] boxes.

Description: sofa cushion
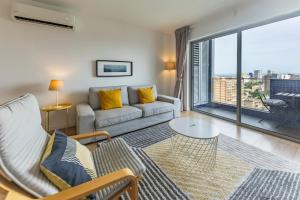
[[0, 94, 59, 198], [89, 86, 128, 110], [128, 84, 157, 105], [95, 106, 142, 128], [99, 89, 123, 110], [133, 101, 174, 117], [137, 87, 155, 104]]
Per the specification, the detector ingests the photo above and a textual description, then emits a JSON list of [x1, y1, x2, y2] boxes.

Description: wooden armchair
[[1, 131, 139, 200], [0, 94, 145, 200]]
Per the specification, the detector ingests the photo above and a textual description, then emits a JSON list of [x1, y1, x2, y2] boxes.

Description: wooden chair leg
[[127, 179, 138, 200]]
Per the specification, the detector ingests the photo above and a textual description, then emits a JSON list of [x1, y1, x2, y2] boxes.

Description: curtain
[[173, 25, 190, 108]]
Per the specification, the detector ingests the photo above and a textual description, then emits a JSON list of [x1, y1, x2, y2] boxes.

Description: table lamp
[[164, 61, 176, 95], [48, 80, 64, 107]]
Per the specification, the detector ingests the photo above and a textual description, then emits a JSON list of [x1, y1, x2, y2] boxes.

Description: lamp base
[[56, 90, 59, 107]]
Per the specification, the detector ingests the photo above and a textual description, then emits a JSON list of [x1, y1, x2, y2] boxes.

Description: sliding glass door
[[192, 40, 210, 108], [241, 16, 300, 140], [192, 33, 237, 121], [211, 34, 238, 120], [191, 14, 300, 141]]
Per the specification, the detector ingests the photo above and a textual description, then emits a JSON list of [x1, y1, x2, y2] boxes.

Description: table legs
[[170, 134, 218, 174], [44, 111, 50, 132], [48, 112, 50, 132], [170, 134, 225, 199], [44, 109, 69, 133], [66, 108, 69, 129]]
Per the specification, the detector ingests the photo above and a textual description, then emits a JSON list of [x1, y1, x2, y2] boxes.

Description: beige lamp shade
[[164, 61, 176, 70], [48, 80, 64, 91]]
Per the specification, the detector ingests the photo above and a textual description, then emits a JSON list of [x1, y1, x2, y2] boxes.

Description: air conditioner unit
[[11, 1, 76, 30]]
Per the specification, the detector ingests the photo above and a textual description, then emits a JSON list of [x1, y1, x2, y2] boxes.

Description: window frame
[[190, 10, 300, 142]]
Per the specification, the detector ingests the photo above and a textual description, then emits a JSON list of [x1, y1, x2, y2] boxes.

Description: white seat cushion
[[0, 94, 59, 198], [95, 106, 142, 128], [133, 101, 174, 117]]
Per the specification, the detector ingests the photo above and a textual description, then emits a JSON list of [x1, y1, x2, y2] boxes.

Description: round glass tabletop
[[169, 117, 220, 139]]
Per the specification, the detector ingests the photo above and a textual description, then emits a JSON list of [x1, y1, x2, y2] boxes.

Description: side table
[[41, 104, 72, 132], [169, 117, 219, 173]]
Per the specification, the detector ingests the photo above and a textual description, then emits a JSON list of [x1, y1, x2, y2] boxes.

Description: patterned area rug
[[121, 148, 190, 200], [144, 137, 252, 200], [105, 122, 300, 200], [229, 168, 300, 200], [119, 123, 175, 148]]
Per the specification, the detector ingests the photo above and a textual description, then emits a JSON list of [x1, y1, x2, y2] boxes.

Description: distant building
[[254, 70, 263, 79], [279, 74, 291, 79], [213, 77, 236, 105], [270, 79, 300, 98], [289, 74, 300, 80], [263, 72, 279, 94]]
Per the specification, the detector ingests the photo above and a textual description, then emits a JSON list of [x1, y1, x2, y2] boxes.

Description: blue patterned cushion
[[40, 130, 97, 199]]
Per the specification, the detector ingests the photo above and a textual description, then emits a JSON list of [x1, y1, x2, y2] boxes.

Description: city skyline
[[213, 15, 300, 75], [214, 69, 300, 77]]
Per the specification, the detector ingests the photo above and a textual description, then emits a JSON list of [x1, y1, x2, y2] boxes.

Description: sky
[[213, 15, 300, 76]]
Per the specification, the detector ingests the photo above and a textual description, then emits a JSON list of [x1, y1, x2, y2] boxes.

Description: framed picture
[[96, 60, 133, 77]]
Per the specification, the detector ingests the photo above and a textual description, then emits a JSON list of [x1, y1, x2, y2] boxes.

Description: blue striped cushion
[[40, 130, 97, 199]]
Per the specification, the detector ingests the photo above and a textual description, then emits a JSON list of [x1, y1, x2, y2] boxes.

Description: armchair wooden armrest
[[71, 130, 111, 141], [42, 168, 138, 200]]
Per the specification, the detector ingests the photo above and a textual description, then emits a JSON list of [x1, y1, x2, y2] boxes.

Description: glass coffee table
[[169, 117, 219, 173]]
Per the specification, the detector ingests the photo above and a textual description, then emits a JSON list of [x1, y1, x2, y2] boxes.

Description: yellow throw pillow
[[99, 89, 123, 110], [137, 87, 155, 104]]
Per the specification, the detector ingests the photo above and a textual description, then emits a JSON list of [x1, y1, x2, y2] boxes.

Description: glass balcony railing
[[195, 77, 300, 113], [210, 77, 267, 111]]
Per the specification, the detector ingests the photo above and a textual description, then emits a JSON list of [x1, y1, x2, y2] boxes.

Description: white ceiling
[[36, 0, 245, 34]]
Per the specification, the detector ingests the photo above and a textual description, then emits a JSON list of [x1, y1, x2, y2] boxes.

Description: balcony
[[193, 78, 300, 141]]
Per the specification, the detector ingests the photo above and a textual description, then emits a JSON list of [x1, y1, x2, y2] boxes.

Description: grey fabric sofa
[[76, 84, 181, 144]]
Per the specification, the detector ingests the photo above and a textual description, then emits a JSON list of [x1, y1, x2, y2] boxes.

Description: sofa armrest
[[76, 104, 95, 135], [157, 95, 181, 117]]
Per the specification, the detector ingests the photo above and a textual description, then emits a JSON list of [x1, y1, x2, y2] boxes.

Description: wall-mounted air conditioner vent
[[11, 2, 76, 30]]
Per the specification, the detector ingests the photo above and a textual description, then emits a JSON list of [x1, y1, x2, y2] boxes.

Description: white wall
[[0, 0, 171, 130], [185, 0, 300, 109], [157, 34, 176, 97]]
